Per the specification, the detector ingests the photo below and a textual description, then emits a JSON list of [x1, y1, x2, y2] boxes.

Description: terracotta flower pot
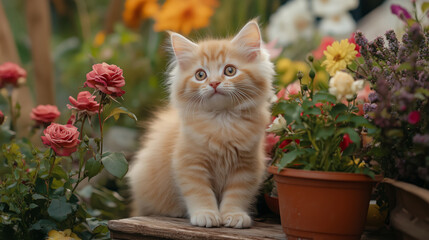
[[268, 166, 381, 240], [264, 193, 280, 216]]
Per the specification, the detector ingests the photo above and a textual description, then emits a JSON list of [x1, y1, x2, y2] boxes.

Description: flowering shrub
[[268, 53, 376, 177], [0, 63, 136, 239], [353, 3, 429, 188]]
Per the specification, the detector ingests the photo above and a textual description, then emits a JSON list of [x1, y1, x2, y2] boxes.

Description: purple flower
[[368, 92, 379, 103], [391, 4, 411, 20], [413, 134, 429, 146], [385, 30, 399, 53]]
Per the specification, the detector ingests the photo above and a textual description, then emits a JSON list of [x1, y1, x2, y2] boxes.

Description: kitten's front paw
[[190, 210, 222, 228], [222, 212, 252, 228]]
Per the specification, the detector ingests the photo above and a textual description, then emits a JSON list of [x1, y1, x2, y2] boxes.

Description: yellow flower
[[46, 229, 81, 240], [123, 0, 160, 29], [276, 58, 293, 73], [93, 31, 106, 47], [322, 39, 357, 76], [154, 0, 218, 35], [348, 158, 365, 168]]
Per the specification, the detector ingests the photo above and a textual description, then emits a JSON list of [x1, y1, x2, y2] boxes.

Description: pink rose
[[41, 123, 80, 156], [277, 81, 301, 101], [0, 62, 27, 88], [0, 110, 4, 125], [312, 37, 335, 60], [408, 111, 421, 124], [67, 91, 100, 114], [31, 105, 61, 124], [84, 63, 125, 97], [265, 133, 280, 155]]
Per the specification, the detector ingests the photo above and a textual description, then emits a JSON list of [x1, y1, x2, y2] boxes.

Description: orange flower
[[154, 0, 218, 35], [123, 0, 159, 28]]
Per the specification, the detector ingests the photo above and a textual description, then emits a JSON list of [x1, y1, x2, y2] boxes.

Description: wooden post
[[0, 2, 34, 137], [104, 0, 124, 35], [25, 0, 55, 105]]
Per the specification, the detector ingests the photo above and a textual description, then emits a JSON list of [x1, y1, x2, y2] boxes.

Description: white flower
[[266, 114, 287, 134], [319, 13, 356, 37], [267, 0, 314, 46], [312, 0, 359, 17], [329, 71, 364, 100]]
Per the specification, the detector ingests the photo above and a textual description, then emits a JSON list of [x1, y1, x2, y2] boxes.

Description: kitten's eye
[[224, 65, 237, 77], [195, 69, 207, 81]]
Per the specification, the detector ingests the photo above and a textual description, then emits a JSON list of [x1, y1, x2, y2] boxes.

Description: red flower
[[408, 111, 421, 124], [31, 105, 61, 124], [312, 37, 335, 60], [348, 33, 361, 57], [41, 123, 80, 156], [279, 139, 300, 152], [67, 91, 100, 114], [265, 133, 280, 155], [0, 62, 27, 88], [340, 134, 353, 152], [85, 63, 125, 97], [0, 110, 4, 125]]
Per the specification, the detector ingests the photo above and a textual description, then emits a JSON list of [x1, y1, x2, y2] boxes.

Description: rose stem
[[74, 115, 87, 192]]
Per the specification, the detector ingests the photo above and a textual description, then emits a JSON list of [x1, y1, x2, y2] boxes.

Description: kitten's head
[[168, 20, 274, 112]]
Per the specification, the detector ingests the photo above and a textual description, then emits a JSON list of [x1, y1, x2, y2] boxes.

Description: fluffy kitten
[[128, 20, 275, 228]]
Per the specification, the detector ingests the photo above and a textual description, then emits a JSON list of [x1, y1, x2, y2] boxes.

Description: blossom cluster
[[355, 23, 429, 187], [122, 0, 218, 35]]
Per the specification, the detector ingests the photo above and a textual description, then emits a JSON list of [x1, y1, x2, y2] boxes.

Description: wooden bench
[[108, 216, 395, 240], [108, 216, 286, 240]]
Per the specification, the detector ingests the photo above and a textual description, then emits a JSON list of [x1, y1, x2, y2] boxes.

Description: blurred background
[[0, 0, 418, 218]]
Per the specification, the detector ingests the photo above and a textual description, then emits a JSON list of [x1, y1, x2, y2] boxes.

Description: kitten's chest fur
[[178, 108, 268, 194]]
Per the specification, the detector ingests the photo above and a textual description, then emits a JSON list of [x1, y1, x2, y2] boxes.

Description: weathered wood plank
[[108, 216, 286, 240]]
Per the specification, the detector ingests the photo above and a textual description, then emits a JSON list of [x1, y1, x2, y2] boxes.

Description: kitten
[[128, 20, 275, 228]]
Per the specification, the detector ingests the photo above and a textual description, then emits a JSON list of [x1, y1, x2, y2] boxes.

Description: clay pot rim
[[268, 165, 383, 182]]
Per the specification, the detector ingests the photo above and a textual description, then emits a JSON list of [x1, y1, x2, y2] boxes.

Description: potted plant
[[353, 3, 429, 239], [267, 36, 381, 239]]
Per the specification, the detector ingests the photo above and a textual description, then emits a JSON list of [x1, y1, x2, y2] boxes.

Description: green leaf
[[29, 219, 56, 233], [47, 196, 73, 222], [85, 157, 103, 179], [350, 115, 372, 127], [32, 193, 46, 200], [330, 104, 348, 117], [304, 107, 321, 115], [422, 2, 429, 13], [29, 203, 38, 209], [335, 114, 349, 123], [277, 149, 306, 170], [52, 165, 68, 180], [281, 102, 302, 124], [312, 91, 337, 103], [104, 107, 137, 122], [101, 152, 128, 179], [315, 126, 335, 140]]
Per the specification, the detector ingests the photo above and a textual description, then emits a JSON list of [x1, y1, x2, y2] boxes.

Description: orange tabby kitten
[[128, 20, 275, 228]]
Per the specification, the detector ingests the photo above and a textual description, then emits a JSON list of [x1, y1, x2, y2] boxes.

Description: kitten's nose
[[210, 82, 221, 90]]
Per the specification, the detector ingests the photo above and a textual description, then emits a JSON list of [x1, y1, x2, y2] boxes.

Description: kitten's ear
[[231, 20, 261, 61], [170, 31, 198, 69]]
